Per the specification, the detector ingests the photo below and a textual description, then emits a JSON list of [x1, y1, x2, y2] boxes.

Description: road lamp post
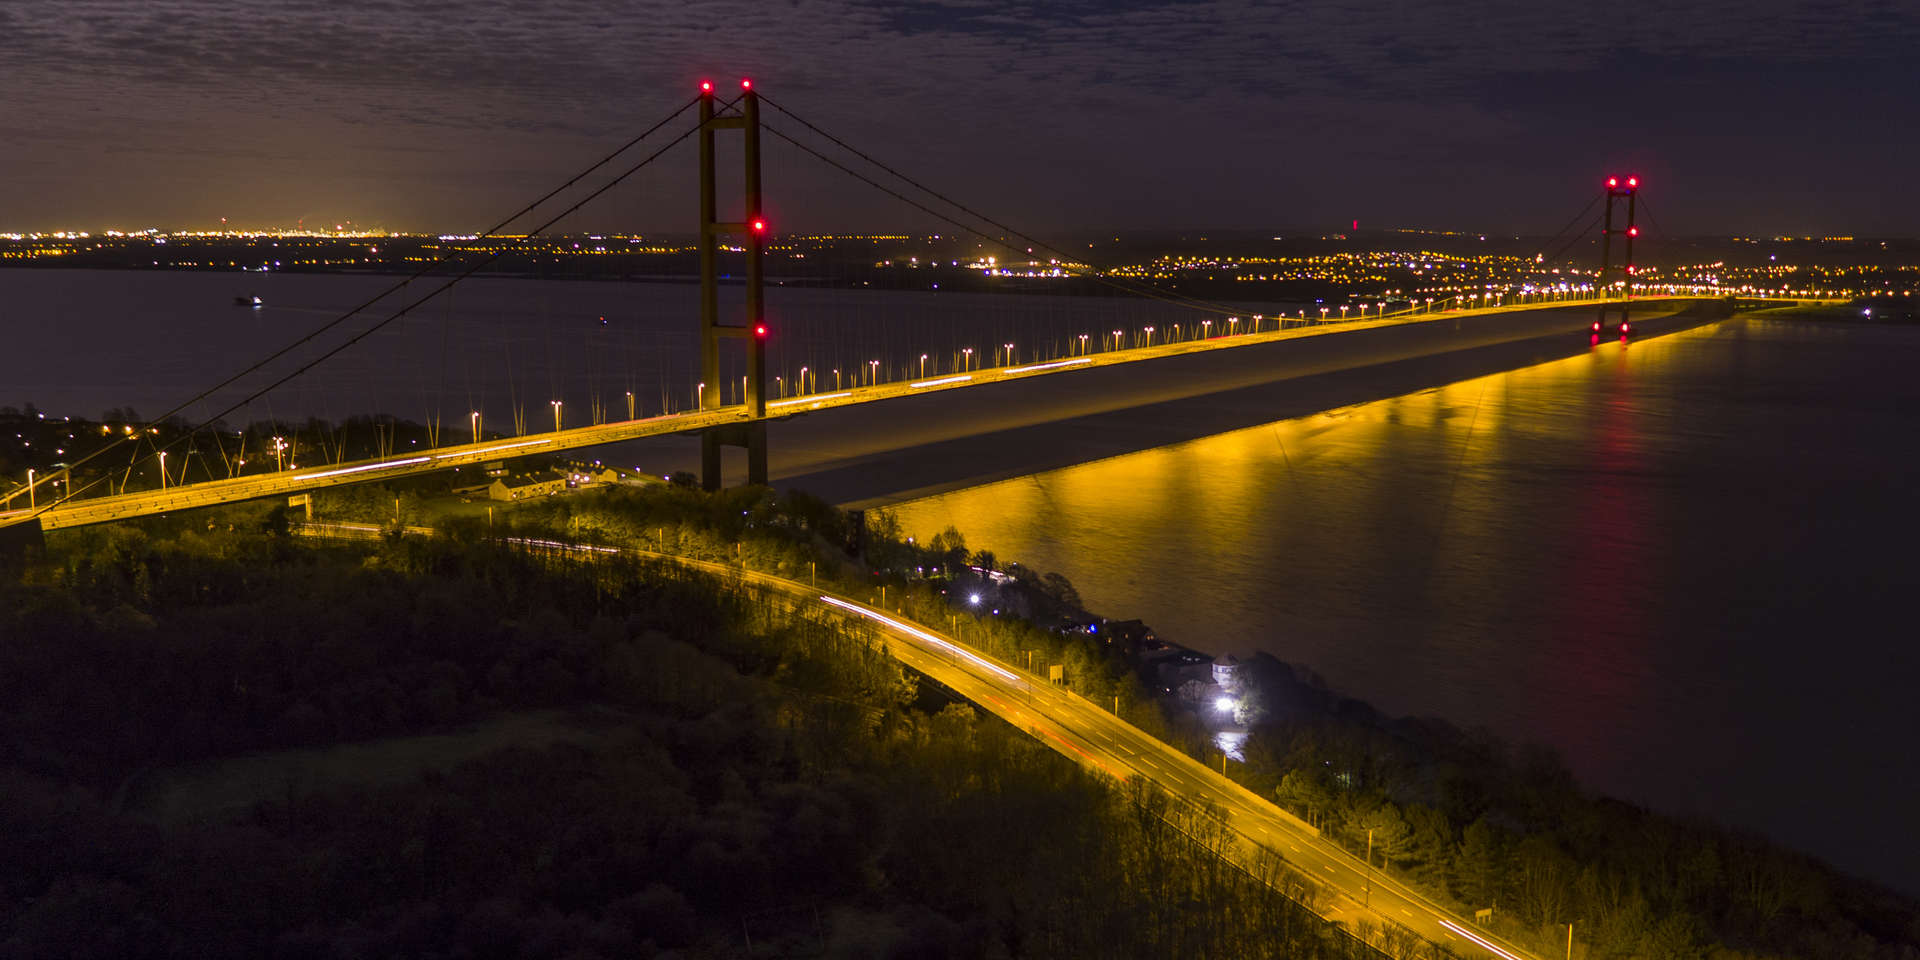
[[799, 366, 808, 395], [1202, 318, 1212, 338], [1077, 333, 1088, 355], [158, 452, 167, 491], [1002, 342, 1014, 367], [1142, 326, 1154, 346], [962, 348, 973, 371], [551, 400, 562, 432], [470, 411, 481, 443], [919, 353, 928, 378], [626, 391, 635, 420], [868, 359, 879, 385], [25, 468, 33, 509], [1365, 827, 1373, 907]]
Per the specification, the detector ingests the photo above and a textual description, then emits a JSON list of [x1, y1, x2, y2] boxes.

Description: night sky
[[4, 0, 1917, 237]]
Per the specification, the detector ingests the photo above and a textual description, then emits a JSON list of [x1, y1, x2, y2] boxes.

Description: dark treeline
[[1203, 659, 1920, 960], [326, 479, 1920, 959], [1, 506, 1376, 958]]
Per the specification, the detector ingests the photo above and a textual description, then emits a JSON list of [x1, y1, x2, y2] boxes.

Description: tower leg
[[746, 422, 767, 486], [701, 431, 722, 492]]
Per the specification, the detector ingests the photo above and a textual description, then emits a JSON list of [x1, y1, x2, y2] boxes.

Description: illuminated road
[[4, 295, 1770, 531], [601, 545, 1544, 960]]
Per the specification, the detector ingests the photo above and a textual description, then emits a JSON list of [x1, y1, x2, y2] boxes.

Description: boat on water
[[234, 295, 263, 307]]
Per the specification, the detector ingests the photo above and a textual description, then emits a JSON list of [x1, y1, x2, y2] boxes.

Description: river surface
[[890, 316, 1920, 895], [0, 267, 1281, 425]]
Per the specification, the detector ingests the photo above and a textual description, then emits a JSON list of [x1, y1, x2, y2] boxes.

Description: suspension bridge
[[1, 80, 1804, 535]]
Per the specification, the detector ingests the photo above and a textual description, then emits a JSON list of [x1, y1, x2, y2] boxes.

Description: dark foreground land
[[2, 485, 1916, 959]]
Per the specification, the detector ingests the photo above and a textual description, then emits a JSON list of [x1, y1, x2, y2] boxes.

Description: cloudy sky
[[3, 0, 1915, 236]]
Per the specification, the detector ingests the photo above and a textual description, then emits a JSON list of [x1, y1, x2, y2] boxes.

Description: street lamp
[[1142, 326, 1154, 346], [919, 353, 928, 378], [868, 359, 880, 385], [1077, 333, 1088, 355], [962, 348, 973, 371], [625, 391, 634, 420], [1365, 827, 1374, 907], [1002, 342, 1014, 366], [799, 366, 809, 395], [1202, 318, 1212, 337], [470, 411, 481, 443], [551, 400, 563, 432], [158, 451, 167, 491], [1339, 305, 1350, 319], [25, 468, 33, 509], [833, 368, 842, 389]]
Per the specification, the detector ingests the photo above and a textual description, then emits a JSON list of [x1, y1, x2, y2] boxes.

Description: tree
[[1457, 817, 1507, 908], [1274, 770, 1334, 830], [928, 526, 968, 573], [1358, 800, 1414, 867], [1402, 803, 1455, 888]]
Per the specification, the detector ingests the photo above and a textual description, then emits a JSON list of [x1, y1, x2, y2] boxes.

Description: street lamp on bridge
[[551, 400, 563, 432]]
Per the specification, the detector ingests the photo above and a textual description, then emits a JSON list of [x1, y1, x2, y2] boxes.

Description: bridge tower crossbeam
[[698, 79, 769, 490]]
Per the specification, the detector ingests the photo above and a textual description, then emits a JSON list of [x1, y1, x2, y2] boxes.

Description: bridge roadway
[[474, 535, 1538, 959], [7, 296, 1743, 531]]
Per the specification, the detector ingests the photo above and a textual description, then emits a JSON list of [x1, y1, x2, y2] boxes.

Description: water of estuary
[[890, 317, 1920, 895]]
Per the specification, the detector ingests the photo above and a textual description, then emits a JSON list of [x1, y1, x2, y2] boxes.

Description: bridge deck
[[4, 296, 1779, 531]]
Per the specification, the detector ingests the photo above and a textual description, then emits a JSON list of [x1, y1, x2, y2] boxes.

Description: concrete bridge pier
[[702, 421, 767, 491]]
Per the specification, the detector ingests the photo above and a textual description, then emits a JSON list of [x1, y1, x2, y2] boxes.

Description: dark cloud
[[2, 0, 1914, 234]]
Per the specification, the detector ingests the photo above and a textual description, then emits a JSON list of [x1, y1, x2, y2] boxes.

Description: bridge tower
[[697, 78, 770, 490], [1594, 175, 1640, 334]]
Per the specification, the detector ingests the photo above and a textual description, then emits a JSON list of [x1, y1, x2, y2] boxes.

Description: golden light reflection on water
[[890, 318, 1920, 896], [886, 328, 1713, 773]]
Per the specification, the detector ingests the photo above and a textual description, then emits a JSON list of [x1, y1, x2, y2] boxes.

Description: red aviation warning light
[[1627, 176, 1639, 188], [1628, 226, 1639, 237], [750, 218, 766, 233], [700, 80, 713, 93], [1607, 177, 1618, 188], [741, 78, 753, 90], [754, 324, 768, 339]]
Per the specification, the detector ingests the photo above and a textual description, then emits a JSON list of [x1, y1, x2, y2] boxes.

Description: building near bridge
[[488, 471, 567, 501]]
